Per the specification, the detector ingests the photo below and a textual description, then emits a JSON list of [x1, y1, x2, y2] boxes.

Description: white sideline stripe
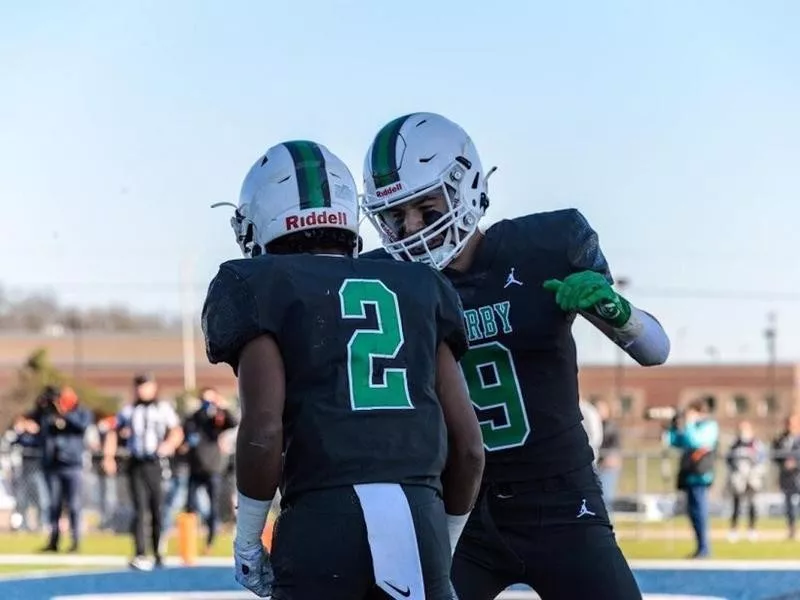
[[632, 559, 800, 571], [2, 554, 800, 571], [0, 555, 218, 567], [0, 568, 121, 582], [50, 594, 727, 600]]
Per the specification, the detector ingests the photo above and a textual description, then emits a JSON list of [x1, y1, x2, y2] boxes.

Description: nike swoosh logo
[[384, 580, 411, 597]]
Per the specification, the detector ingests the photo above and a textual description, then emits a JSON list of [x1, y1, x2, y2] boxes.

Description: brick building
[[0, 332, 233, 407], [579, 362, 800, 440], [1, 333, 798, 440]]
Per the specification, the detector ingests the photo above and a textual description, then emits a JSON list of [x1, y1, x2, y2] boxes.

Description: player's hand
[[543, 271, 629, 326], [233, 540, 274, 598]]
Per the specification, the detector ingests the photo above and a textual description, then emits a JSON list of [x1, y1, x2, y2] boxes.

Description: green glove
[[542, 271, 631, 327]]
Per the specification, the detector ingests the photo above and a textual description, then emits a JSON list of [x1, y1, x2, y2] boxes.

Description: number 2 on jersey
[[338, 279, 412, 411], [460, 341, 531, 451]]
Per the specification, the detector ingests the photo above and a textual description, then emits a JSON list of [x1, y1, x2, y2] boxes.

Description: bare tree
[[0, 284, 180, 332]]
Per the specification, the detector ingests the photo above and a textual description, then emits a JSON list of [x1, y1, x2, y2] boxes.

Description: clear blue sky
[[1, 0, 798, 365]]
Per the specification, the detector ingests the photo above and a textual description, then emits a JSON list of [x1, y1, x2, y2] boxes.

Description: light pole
[[65, 313, 83, 384], [764, 311, 777, 423], [706, 346, 719, 362]]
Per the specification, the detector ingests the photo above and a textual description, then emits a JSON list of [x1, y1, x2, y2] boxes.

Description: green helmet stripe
[[370, 114, 412, 189], [283, 140, 331, 209]]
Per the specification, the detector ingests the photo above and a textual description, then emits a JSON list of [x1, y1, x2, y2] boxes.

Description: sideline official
[[104, 373, 182, 570]]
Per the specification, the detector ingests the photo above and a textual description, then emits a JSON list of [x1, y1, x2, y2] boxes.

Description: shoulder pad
[[201, 263, 261, 373], [560, 209, 612, 281], [359, 247, 394, 261], [430, 269, 469, 361], [492, 209, 612, 282]]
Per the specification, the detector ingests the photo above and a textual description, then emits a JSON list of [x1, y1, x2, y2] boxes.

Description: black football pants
[[451, 464, 642, 600], [128, 458, 164, 557], [270, 485, 456, 600]]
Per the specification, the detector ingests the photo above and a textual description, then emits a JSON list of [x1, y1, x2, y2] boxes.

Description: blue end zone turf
[[0, 561, 798, 600]]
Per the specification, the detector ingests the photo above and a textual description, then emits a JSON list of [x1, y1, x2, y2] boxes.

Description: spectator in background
[[217, 421, 238, 525], [664, 398, 719, 559], [104, 373, 183, 570], [10, 412, 50, 532], [25, 385, 93, 553], [579, 398, 603, 463], [160, 397, 209, 556], [595, 399, 623, 510], [87, 410, 119, 531], [725, 420, 767, 542], [182, 386, 238, 553], [773, 413, 800, 540]]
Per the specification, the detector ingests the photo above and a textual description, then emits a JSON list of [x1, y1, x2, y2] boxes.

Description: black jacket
[[31, 405, 92, 469], [184, 404, 237, 475]]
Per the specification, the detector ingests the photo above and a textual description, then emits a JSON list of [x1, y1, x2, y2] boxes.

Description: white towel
[[354, 483, 425, 600]]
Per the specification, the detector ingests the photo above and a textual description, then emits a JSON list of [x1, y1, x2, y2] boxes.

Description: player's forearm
[[441, 443, 485, 516], [236, 420, 282, 502], [584, 304, 670, 366]]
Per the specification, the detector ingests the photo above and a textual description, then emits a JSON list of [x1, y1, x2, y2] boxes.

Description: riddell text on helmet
[[285, 211, 348, 231], [376, 182, 403, 198]]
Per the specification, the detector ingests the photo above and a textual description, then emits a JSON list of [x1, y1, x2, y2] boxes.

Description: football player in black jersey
[[360, 113, 670, 600], [202, 140, 485, 600]]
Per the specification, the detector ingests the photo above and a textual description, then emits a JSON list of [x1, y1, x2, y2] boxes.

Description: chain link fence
[[0, 444, 796, 536], [0, 446, 237, 534]]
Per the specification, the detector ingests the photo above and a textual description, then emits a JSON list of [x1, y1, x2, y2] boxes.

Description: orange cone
[[261, 519, 275, 552], [177, 512, 198, 565]]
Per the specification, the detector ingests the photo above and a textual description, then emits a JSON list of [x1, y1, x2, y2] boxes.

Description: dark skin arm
[[235, 334, 285, 502], [436, 341, 485, 515]]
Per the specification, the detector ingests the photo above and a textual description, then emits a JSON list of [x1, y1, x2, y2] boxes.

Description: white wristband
[[445, 512, 470, 556], [235, 491, 272, 548]]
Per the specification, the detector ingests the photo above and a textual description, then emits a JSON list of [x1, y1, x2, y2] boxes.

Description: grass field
[[0, 531, 232, 558], [614, 516, 789, 532], [1, 516, 796, 566], [618, 538, 799, 559]]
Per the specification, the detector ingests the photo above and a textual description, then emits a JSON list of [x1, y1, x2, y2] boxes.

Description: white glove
[[234, 492, 274, 597], [234, 539, 274, 598]]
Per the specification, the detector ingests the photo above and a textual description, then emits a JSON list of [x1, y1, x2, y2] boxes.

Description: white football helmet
[[361, 113, 494, 269], [214, 140, 360, 258]]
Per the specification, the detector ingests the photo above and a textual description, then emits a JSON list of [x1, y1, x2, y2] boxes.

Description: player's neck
[[447, 230, 483, 272], [305, 247, 350, 258]]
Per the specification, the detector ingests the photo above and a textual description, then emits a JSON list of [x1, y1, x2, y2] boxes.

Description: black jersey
[[201, 253, 467, 501], [363, 209, 613, 482]]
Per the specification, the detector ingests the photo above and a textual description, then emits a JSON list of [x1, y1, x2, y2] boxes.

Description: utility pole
[[706, 346, 719, 363], [66, 313, 83, 384], [615, 277, 630, 412], [764, 311, 777, 423]]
